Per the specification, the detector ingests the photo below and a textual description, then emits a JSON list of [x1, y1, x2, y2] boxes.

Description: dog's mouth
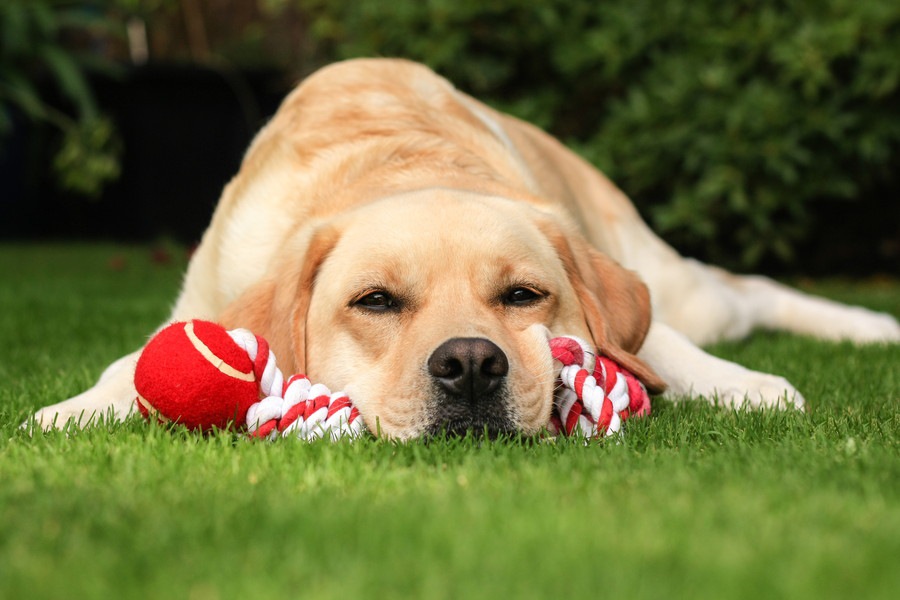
[[425, 418, 517, 439], [425, 395, 517, 439]]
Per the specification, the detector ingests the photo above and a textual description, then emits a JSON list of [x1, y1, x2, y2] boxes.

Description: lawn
[[1, 243, 898, 599]]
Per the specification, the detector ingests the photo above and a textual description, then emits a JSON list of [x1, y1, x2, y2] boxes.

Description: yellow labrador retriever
[[32, 59, 900, 438]]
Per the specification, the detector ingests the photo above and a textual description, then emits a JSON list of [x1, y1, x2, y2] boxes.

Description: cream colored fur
[[30, 59, 899, 435]]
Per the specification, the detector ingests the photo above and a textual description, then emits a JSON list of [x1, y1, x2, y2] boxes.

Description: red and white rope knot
[[226, 328, 364, 441], [547, 335, 651, 439]]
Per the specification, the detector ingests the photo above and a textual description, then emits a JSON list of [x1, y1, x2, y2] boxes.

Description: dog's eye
[[355, 291, 398, 311], [503, 287, 543, 306]]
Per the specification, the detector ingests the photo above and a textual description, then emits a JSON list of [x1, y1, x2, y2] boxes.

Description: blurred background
[[1, 0, 898, 275]]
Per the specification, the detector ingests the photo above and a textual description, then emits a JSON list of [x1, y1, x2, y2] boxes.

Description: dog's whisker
[[520, 365, 561, 385]]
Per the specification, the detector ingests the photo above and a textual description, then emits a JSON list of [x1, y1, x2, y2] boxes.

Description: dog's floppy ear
[[218, 225, 341, 375], [542, 222, 666, 394]]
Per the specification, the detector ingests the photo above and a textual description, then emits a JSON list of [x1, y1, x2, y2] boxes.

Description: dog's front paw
[[713, 371, 805, 410], [666, 363, 805, 410], [23, 392, 135, 433], [22, 404, 98, 432], [24, 404, 133, 433]]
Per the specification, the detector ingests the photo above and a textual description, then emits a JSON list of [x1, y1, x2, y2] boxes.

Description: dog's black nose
[[428, 337, 509, 400]]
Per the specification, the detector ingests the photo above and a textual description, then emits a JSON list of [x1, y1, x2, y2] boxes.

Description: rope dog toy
[[547, 336, 651, 438], [134, 320, 650, 440]]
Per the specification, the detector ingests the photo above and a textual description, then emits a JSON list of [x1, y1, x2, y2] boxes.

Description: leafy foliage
[[0, 0, 121, 197], [280, 0, 900, 268], [7, 1, 897, 264], [52, 116, 121, 197]]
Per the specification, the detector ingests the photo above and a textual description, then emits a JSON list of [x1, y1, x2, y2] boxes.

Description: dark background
[[2, 0, 898, 276], [1, 65, 285, 242]]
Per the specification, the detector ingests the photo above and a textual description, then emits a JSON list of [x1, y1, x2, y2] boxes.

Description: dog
[[31, 58, 900, 438]]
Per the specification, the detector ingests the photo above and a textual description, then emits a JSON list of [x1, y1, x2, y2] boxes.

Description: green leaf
[[38, 44, 97, 119], [52, 116, 121, 197], [0, 68, 49, 121]]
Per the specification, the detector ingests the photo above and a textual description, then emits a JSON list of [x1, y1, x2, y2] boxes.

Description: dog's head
[[221, 189, 664, 439]]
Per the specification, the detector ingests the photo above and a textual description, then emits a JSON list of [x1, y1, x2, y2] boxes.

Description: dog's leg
[[645, 254, 900, 345], [619, 233, 894, 409], [28, 352, 142, 430], [27, 241, 225, 431], [715, 271, 900, 343], [638, 321, 805, 409]]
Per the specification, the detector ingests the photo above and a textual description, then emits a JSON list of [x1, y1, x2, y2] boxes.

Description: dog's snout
[[428, 337, 509, 400]]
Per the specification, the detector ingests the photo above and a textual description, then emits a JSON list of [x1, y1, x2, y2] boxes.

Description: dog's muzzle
[[426, 337, 515, 437]]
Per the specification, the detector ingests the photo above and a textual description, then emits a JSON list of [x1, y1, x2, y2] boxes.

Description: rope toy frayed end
[[134, 320, 650, 441]]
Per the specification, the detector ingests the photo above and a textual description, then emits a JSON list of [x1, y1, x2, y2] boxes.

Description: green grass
[[1, 243, 898, 599]]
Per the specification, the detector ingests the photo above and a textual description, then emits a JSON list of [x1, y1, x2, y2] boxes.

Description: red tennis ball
[[134, 320, 261, 431]]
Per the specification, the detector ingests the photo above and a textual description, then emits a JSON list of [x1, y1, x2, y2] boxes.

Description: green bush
[[0, 0, 121, 197], [283, 0, 900, 269]]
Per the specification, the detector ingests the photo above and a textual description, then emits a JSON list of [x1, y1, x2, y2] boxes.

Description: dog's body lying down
[[33, 59, 899, 438]]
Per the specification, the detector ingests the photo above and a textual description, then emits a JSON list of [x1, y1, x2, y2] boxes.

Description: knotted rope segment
[[547, 336, 651, 439], [223, 328, 363, 441], [225, 328, 649, 441]]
